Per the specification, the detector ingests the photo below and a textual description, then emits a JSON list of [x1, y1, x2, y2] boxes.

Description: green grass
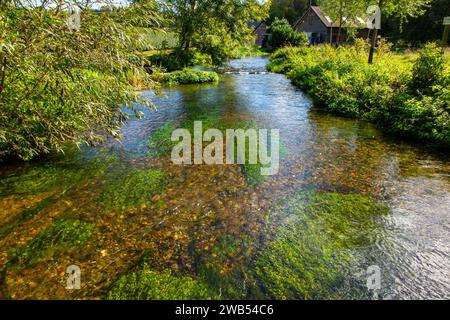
[[229, 45, 269, 59]]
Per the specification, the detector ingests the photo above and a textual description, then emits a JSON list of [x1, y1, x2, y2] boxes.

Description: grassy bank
[[267, 42, 450, 146]]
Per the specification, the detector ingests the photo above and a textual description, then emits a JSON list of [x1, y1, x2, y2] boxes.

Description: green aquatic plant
[[0, 195, 60, 241], [242, 163, 267, 186], [147, 117, 283, 187], [107, 263, 211, 300], [253, 192, 388, 299], [0, 164, 103, 198], [0, 146, 123, 199], [148, 122, 178, 157], [195, 233, 258, 299], [10, 219, 95, 268], [100, 168, 167, 211]]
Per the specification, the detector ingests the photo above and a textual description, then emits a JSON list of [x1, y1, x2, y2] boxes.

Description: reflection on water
[[0, 57, 448, 299]]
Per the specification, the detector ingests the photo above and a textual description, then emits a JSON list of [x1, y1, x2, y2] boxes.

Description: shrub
[[268, 18, 309, 49], [0, 4, 159, 161], [148, 52, 184, 72], [410, 42, 445, 94], [162, 69, 219, 85]]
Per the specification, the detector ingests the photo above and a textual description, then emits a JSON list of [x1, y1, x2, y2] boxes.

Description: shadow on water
[[0, 57, 448, 299]]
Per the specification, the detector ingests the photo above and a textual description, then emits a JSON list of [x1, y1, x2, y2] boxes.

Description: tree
[[268, 17, 309, 48], [0, 1, 161, 160], [383, 0, 450, 45], [367, 0, 432, 63], [162, 0, 269, 63], [269, 0, 312, 25]]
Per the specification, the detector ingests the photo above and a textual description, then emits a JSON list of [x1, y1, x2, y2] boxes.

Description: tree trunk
[[368, 28, 378, 64], [369, 0, 384, 64], [337, 24, 342, 46]]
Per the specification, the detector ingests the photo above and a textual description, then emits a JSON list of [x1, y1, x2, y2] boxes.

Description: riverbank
[[267, 42, 450, 147]]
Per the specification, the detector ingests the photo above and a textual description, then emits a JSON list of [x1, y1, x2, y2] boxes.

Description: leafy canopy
[[0, 1, 161, 160]]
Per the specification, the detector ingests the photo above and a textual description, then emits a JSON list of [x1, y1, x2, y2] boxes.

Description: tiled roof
[[296, 6, 372, 29]]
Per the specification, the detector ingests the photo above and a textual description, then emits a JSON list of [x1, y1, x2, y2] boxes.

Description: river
[[0, 57, 448, 299]]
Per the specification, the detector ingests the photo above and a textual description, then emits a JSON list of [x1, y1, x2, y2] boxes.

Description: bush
[[0, 4, 159, 161], [162, 68, 219, 85], [148, 52, 184, 72], [410, 42, 445, 94], [268, 18, 309, 49]]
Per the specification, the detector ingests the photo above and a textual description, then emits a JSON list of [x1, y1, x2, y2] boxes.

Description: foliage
[[100, 167, 167, 211], [383, 0, 450, 45], [9, 219, 95, 268], [268, 43, 450, 145], [229, 45, 268, 59], [253, 191, 388, 299], [107, 263, 211, 299], [410, 42, 445, 94], [147, 52, 183, 72], [163, 0, 269, 64], [268, 18, 309, 48], [318, 0, 367, 41], [377, 0, 432, 27], [130, 28, 177, 51], [269, 0, 312, 25], [148, 122, 178, 156], [0, 1, 161, 161], [162, 68, 219, 85]]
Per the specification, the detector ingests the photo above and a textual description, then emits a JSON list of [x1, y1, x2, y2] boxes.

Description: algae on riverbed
[[9, 219, 95, 268], [100, 168, 167, 211], [107, 263, 212, 300], [147, 118, 283, 187], [253, 191, 388, 299]]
